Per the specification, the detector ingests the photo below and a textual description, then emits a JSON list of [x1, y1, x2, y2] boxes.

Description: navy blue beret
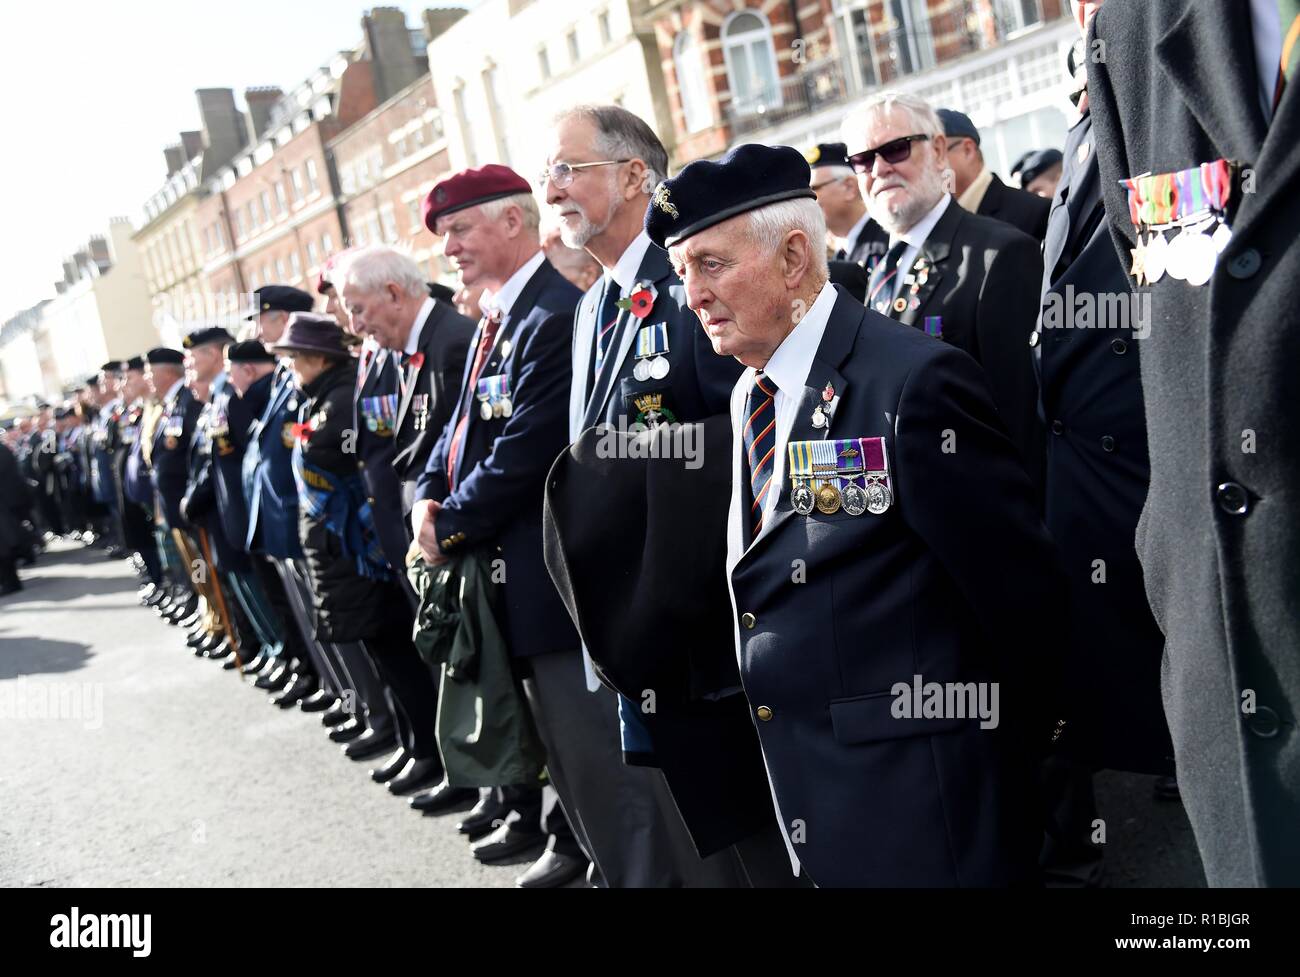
[[244, 284, 314, 320], [125, 356, 145, 371], [145, 347, 185, 366], [937, 108, 981, 145], [1010, 148, 1064, 188], [645, 144, 817, 250], [805, 142, 850, 169], [226, 341, 276, 364], [183, 326, 234, 349]]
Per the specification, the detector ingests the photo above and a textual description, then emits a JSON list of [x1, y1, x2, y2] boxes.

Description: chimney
[[423, 6, 469, 44], [164, 144, 186, 176], [244, 86, 284, 141], [180, 130, 204, 161], [196, 88, 249, 181], [363, 7, 423, 103]]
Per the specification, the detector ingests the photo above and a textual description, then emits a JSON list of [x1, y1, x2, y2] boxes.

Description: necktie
[[867, 239, 909, 315], [592, 277, 623, 382], [742, 373, 778, 545], [446, 311, 503, 491]]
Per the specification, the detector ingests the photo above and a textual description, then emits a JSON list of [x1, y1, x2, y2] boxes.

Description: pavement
[[0, 540, 1205, 888]]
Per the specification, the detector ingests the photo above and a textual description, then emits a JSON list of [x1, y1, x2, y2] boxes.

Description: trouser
[[225, 569, 281, 659], [1038, 754, 1104, 888], [0, 551, 19, 589], [252, 556, 305, 663], [364, 610, 442, 761], [519, 649, 744, 888], [171, 527, 226, 637], [122, 500, 160, 583]]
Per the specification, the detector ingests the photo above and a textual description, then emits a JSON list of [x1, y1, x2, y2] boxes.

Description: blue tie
[[593, 278, 622, 380], [743, 373, 777, 543]]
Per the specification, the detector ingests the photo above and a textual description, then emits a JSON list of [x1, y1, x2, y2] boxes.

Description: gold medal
[[815, 481, 841, 514]]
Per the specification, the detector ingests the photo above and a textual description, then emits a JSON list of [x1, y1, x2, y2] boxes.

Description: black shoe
[[369, 748, 411, 784], [186, 628, 208, 648], [144, 588, 167, 608], [516, 850, 587, 889], [196, 634, 225, 656], [272, 674, 316, 708], [328, 718, 366, 743], [1153, 775, 1181, 802], [410, 781, 477, 814], [179, 610, 204, 631], [387, 758, 445, 797], [457, 793, 508, 839], [470, 823, 545, 864], [343, 729, 397, 761], [322, 704, 353, 727], [256, 662, 291, 691], [0, 582, 21, 597], [221, 652, 244, 670], [206, 640, 234, 661], [299, 689, 336, 713], [165, 599, 197, 625]]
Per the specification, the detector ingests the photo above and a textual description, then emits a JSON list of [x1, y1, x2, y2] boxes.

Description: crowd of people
[[1, 0, 1295, 888]]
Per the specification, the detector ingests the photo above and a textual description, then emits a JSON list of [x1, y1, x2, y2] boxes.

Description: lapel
[[396, 305, 439, 434], [896, 200, 957, 328], [1235, 38, 1300, 238], [584, 247, 677, 428], [738, 292, 858, 564], [570, 279, 603, 438]]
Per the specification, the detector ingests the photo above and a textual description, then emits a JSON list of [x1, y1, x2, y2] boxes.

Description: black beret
[[1010, 148, 1064, 188], [99, 360, 125, 375], [804, 142, 850, 169], [937, 108, 981, 145], [226, 341, 276, 364], [54, 407, 72, 419], [645, 144, 817, 250], [428, 281, 456, 303], [182, 326, 235, 349], [145, 347, 185, 366], [244, 284, 314, 320], [125, 356, 145, 371]]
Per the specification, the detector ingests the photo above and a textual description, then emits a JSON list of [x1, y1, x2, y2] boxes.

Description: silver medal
[[649, 356, 670, 381], [500, 340, 512, 358], [499, 397, 513, 418], [811, 407, 827, 429], [1182, 231, 1217, 287], [865, 479, 893, 515], [479, 400, 493, 421], [1163, 230, 1190, 281], [633, 360, 651, 382], [1144, 231, 1168, 283], [842, 482, 867, 516], [1211, 220, 1232, 254], [791, 482, 815, 515]]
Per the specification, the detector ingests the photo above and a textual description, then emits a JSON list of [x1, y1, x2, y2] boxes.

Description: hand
[[414, 499, 446, 564]]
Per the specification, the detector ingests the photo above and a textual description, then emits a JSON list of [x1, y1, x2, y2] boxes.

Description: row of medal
[[787, 437, 894, 517], [632, 322, 671, 382], [477, 375, 513, 420], [1122, 159, 1235, 288], [360, 394, 398, 437]]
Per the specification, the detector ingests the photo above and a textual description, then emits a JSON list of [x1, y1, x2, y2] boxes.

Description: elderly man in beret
[[939, 108, 1051, 240], [649, 142, 1066, 887]]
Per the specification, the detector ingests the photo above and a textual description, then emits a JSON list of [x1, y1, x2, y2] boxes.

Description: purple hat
[[269, 312, 356, 358]]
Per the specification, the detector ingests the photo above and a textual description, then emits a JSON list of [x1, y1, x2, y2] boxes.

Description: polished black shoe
[[410, 780, 477, 813], [369, 748, 411, 784], [220, 651, 244, 670], [342, 729, 397, 761], [321, 704, 353, 727], [196, 634, 225, 656], [144, 588, 168, 608], [516, 849, 588, 889], [299, 689, 336, 713], [255, 662, 291, 691], [179, 609, 204, 630], [186, 629, 208, 648], [1153, 775, 1181, 802], [470, 823, 545, 864], [457, 793, 508, 839], [206, 640, 234, 661], [166, 600, 197, 625], [387, 758, 445, 797], [272, 674, 316, 708], [328, 718, 366, 743]]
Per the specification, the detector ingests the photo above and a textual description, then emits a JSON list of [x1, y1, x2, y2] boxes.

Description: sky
[[0, 1, 472, 323]]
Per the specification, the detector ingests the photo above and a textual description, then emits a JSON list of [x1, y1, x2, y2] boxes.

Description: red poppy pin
[[290, 421, 315, 443], [617, 282, 656, 320], [408, 352, 425, 370]]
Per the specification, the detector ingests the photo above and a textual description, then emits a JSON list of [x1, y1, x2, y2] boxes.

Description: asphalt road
[[0, 541, 1205, 888]]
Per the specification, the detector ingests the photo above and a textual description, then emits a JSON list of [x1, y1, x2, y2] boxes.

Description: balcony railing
[[723, 59, 849, 139]]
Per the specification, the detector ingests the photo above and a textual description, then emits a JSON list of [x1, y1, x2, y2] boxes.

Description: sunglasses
[[848, 134, 930, 173], [537, 159, 630, 190]]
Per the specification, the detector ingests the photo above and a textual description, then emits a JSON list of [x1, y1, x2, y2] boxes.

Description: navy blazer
[[182, 383, 248, 574], [976, 173, 1051, 241], [243, 365, 304, 559], [355, 347, 411, 579], [728, 289, 1064, 887], [150, 384, 202, 531], [572, 243, 742, 433], [209, 371, 268, 562], [416, 257, 580, 659]]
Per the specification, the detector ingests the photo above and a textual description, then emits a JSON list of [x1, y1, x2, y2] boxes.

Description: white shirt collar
[[839, 209, 872, 252], [480, 249, 546, 320], [608, 230, 653, 294], [404, 295, 436, 356], [163, 378, 184, 405], [891, 193, 952, 249], [760, 280, 838, 398]]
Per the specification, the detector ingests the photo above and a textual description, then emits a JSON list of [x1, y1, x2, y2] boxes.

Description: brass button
[[756, 706, 773, 722], [358, 461, 366, 470], [366, 497, 376, 505], [741, 612, 756, 630]]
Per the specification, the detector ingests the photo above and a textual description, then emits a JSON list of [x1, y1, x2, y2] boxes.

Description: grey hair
[[479, 192, 541, 233], [815, 164, 855, 183], [336, 245, 426, 298], [553, 104, 669, 193], [746, 198, 829, 279], [840, 90, 943, 150]]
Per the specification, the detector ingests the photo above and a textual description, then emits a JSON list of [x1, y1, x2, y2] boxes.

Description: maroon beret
[[423, 164, 532, 233]]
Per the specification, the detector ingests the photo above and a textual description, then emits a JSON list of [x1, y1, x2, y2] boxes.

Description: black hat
[[804, 142, 851, 169], [645, 144, 817, 250], [54, 406, 72, 419], [937, 108, 981, 145], [99, 360, 125, 375], [125, 356, 145, 371], [1010, 148, 1064, 189], [145, 347, 185, 367], [269, 312, 354, 358], [183, 326, 235, 350], [226, 340, 277, 364], [428, 281, 455, 303], [244, 284, 314, 320]]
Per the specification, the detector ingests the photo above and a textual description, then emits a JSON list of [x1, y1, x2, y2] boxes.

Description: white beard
[[868, 166, 945, 236]]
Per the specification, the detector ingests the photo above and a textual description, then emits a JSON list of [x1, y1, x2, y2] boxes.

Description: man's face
[[669, 215, 794, 369], [256, 310, 289, 345], [324, 288, 353, 332], [1026, 164, 1063, 198], [123, 370, 146, 401], [185, 344, 223, 387], [544, 117, 624, 250], [145, 365, 178, 398], [341, 282, 410, 350], [437, 206, 512, 288], [944, 136, 981, 194], [853, 107, 947, 234]]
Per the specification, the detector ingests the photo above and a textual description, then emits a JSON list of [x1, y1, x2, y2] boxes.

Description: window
[[993, 0, 1042, 35], [263, 263, 273, 285], [722, 11, 782, 117], [412, 125, 425, 149], [599, 10, 612, 45], [276, 258, 287, 281], [305, 159, 320, 195], [341, 165, 356, 195], [249, 269, 260, 290], [673, 31, 712, 133], [567, 30, 580, 64], [407, 198, 422, 231], [322, 232, 334, 256], [275, 182, 288, 214], [290, 251, 302, 280], [356, 224, 368, 247], [306, 241, 319, 268], [887, 0, 936, 75], [538, 46, 551, 80], [454, 84, 476, 166], [834, 3, 879, 95], [290, 169, 305, 201], [396, 135, 408, 158], [235, 211, 247, 240], [380, 203, 398, 242]]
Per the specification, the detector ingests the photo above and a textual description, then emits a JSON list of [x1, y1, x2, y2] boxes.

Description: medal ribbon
[[787, 439, 814, 479], [859, 437, 889, 476], [476, 374, 510, 405], [635, 322, 670, 360]]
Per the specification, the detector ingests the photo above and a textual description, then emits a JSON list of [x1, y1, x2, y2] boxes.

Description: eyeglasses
[[809, 179, 839, 193], [537, 159, 631, 189], [848, 134, 930, 173]]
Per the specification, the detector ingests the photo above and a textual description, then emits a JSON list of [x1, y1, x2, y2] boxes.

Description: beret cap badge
[[652, 184, 679, 220]]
